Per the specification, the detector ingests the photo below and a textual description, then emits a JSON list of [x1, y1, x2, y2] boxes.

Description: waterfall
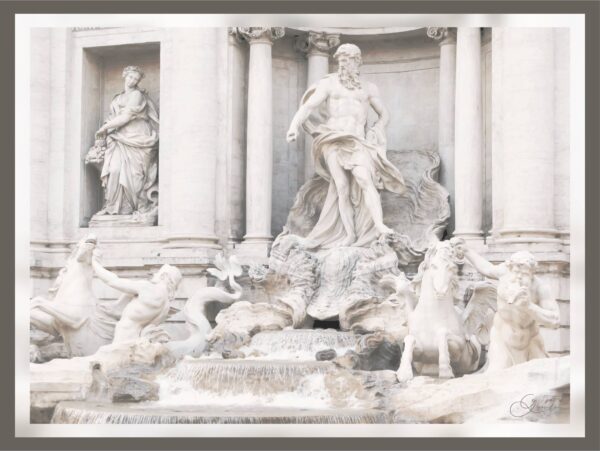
[[48, 329, 389, 424], [160, 359, 334, 396], [52, 402, 389, 424]]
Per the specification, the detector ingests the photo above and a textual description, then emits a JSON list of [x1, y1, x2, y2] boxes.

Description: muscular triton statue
[[91, 255, 182, 344], [286, 43, 406, 249], [452, 238, 560, 371]]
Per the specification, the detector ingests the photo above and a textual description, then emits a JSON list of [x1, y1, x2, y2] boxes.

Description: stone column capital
[[294, 31, 341, 57], [230, 27, 285, 45], [427, 27, 457, 46]]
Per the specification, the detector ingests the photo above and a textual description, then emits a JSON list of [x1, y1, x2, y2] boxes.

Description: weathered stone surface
[[207, 301, 293, 353], [387, 356, 569, 423], [334, 332, 401, 371], [222, 349, 246, 360], [34, 342, 70, 362], [110, 376, 160, 403], [30, 339, 173, 418]]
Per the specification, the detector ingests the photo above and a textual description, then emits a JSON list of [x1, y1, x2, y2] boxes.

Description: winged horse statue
[[380, 239, 497, 381]]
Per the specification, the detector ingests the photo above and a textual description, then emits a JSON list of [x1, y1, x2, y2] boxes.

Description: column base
[[236, 235, 273, 259]]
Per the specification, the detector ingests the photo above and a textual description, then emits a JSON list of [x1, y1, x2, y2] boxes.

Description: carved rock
[[30, 339, 173, 420], [334, 332, 401, 372], [207, 301, 293, 353], [110, 376, 160, 403], [388, 356, 569, 423], [315, 349, 337, 361]]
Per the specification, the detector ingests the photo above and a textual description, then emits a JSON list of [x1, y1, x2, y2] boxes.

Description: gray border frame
[[2, 1, 599, 450]]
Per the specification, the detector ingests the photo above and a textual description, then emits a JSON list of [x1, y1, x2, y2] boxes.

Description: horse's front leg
[[30, 307, 59, 338], [438, 329, 456, 379], [397, 334, 417, 382]]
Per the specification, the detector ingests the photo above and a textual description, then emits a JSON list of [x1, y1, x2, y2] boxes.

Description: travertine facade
[[29, 26, 570, 353]]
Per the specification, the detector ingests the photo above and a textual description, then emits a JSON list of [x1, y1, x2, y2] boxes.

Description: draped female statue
[[88, 65, 159, 225]]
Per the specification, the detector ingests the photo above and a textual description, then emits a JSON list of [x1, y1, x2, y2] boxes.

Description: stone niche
[[80, 42, 161, 227]]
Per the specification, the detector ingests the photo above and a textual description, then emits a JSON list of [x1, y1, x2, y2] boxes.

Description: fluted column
[[225, 29, 248, 245], [428, 27, 457, 235], [295, 32, 340, 180], [494, 28, 559, 243], [453, 27, 484, 241], [233, 27, 285, 256], [162, 28, 220, 249]]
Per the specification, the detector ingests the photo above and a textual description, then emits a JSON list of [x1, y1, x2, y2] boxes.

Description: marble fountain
[[29, 43, 569, 426]]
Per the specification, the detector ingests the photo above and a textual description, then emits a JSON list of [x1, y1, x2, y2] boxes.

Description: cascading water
[[243, 329, 358, 360], [52, 402, 388, 424], [161, 359, 333, 395], [51, 329, 389, 424]]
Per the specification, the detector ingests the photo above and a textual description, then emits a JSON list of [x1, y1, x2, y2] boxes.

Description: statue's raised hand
[[95, 124, 110, 140], [286, 128, 298, 143]]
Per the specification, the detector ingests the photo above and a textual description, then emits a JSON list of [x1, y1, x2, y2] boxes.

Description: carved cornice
[[426, 27, 456, 45], [294, 31, 341, 57], [230, 27, 285, 45]]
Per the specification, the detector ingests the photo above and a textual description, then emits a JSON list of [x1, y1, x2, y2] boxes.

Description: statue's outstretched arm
[[92, 258, 141, 295], [464, 249, 504, 280], [528, 282, 560, 328], [452, 238, 505, 280]]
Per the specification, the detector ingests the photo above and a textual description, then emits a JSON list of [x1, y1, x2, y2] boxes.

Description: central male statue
[[286, 43, 406, 248]]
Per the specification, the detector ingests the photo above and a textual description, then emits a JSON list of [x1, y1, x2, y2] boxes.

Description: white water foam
[[153, 372, 334, 409]]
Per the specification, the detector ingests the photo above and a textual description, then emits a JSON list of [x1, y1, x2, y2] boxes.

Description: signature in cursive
[[509, 393, 562, 418]]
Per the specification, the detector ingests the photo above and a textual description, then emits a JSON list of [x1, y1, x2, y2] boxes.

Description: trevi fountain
[[27, 26, 571, 427]]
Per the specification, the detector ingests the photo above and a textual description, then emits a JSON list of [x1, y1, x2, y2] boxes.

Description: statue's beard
[[338, 65, 361, 90], [503, 276, 532, 304]]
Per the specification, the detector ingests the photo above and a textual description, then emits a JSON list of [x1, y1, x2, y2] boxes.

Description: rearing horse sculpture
[[30, 235, 124, 359], [391, 240, 495, 381]]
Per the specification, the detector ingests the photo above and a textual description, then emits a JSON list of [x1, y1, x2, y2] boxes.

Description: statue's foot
[[439, 364, 455, 379], [376, 224, 395, 236], [396, 364, 414, 382], [340, 233, 357, 247]]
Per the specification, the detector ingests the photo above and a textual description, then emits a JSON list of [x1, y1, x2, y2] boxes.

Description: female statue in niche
[[90, 65, 159, 225]]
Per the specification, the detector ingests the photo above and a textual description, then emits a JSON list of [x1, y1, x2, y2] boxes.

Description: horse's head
[[419, 241, 461, 300], [74, 234, 97, 263]]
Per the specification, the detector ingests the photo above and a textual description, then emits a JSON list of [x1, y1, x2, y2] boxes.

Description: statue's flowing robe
[[285, 78, 407, 249], [100, 89, 159, 215]]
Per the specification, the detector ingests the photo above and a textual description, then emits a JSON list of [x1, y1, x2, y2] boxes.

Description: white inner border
[[15, 13, 586, 438]]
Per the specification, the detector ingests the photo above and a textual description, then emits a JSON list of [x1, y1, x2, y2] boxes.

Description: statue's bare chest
[[329, 85, 369, 104]]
